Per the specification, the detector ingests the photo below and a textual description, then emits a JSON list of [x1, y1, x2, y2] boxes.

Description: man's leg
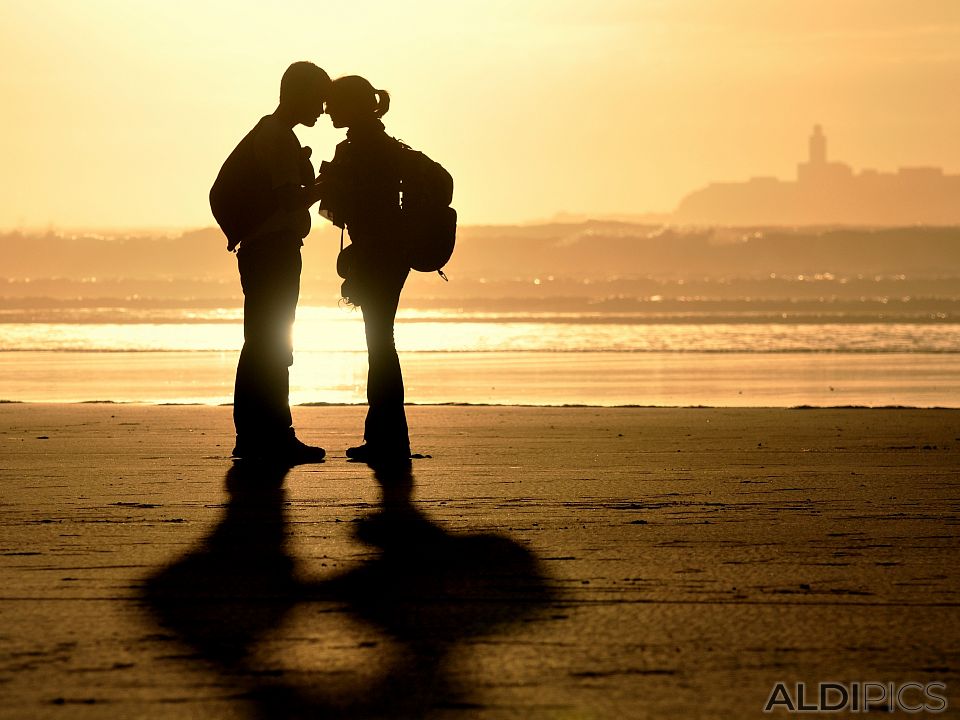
[[233, 243, 301, 452]]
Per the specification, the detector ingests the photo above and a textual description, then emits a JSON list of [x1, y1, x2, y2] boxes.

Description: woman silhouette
[[321, 75, 411, 462]]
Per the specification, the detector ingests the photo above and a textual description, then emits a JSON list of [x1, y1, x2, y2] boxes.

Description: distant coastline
[[2, 223, 959, 317]]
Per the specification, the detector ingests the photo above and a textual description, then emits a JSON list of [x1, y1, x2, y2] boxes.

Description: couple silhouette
[[212, 62, 410, 466]]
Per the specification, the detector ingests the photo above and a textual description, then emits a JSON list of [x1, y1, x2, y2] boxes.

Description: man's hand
[[275, 180, 324, 211]]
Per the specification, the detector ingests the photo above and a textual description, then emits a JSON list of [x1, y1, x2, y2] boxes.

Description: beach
[[1, 403, 958, 718], [5, 1, 960, 717]]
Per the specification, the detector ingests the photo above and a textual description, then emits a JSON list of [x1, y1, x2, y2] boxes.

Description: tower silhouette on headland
[[674, 126, 960, 226], [808, 124, 826, 165]]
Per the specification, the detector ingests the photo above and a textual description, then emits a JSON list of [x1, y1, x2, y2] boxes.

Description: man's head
[[279, 62, 331, 127]]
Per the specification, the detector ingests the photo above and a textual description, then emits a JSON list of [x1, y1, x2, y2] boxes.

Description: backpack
[[209, 119, 278, 252], [395, 140, 457, 277]]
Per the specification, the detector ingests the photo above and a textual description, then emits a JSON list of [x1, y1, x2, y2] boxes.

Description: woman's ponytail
[[330, 75, 390, 121], [374, 89, 391, 118]]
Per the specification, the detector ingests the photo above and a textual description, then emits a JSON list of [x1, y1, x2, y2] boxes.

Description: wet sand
[[0, 404, 958, 718]]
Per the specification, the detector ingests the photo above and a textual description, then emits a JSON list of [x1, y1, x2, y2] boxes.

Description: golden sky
[[2, 0, 959, 229]]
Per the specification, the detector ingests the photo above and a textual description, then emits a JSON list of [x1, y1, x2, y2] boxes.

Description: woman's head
[[326, 75, 390, 129]]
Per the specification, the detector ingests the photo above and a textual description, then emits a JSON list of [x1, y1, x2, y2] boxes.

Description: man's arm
[[255, 120, 325, 211]]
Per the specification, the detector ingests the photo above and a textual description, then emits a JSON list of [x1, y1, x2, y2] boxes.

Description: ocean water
[[0, 307, 958, 406]]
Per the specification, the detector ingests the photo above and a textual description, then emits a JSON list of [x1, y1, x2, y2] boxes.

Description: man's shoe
[[233, 438, 324, 465], [285, 437, 326, 464]]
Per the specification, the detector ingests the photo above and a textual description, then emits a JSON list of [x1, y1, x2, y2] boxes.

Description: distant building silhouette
[[674, 126, 960, 226]]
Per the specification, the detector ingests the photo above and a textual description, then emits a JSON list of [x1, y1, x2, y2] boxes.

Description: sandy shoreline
[[3, 349, 960, 407], [2, 399, 959, 409], [1, 404, 958, 718]]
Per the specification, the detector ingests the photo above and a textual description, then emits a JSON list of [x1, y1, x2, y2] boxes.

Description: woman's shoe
[[346, 443, 410, 464]]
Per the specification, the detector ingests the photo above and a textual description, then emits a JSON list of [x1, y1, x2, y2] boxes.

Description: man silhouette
[[212, 61, 330, 463]]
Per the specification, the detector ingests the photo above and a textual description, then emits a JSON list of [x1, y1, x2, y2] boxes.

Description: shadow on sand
[[142, 460, 554, 718]]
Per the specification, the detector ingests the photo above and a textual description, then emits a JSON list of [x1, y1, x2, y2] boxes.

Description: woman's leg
[[360, 268, 410, 451]]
